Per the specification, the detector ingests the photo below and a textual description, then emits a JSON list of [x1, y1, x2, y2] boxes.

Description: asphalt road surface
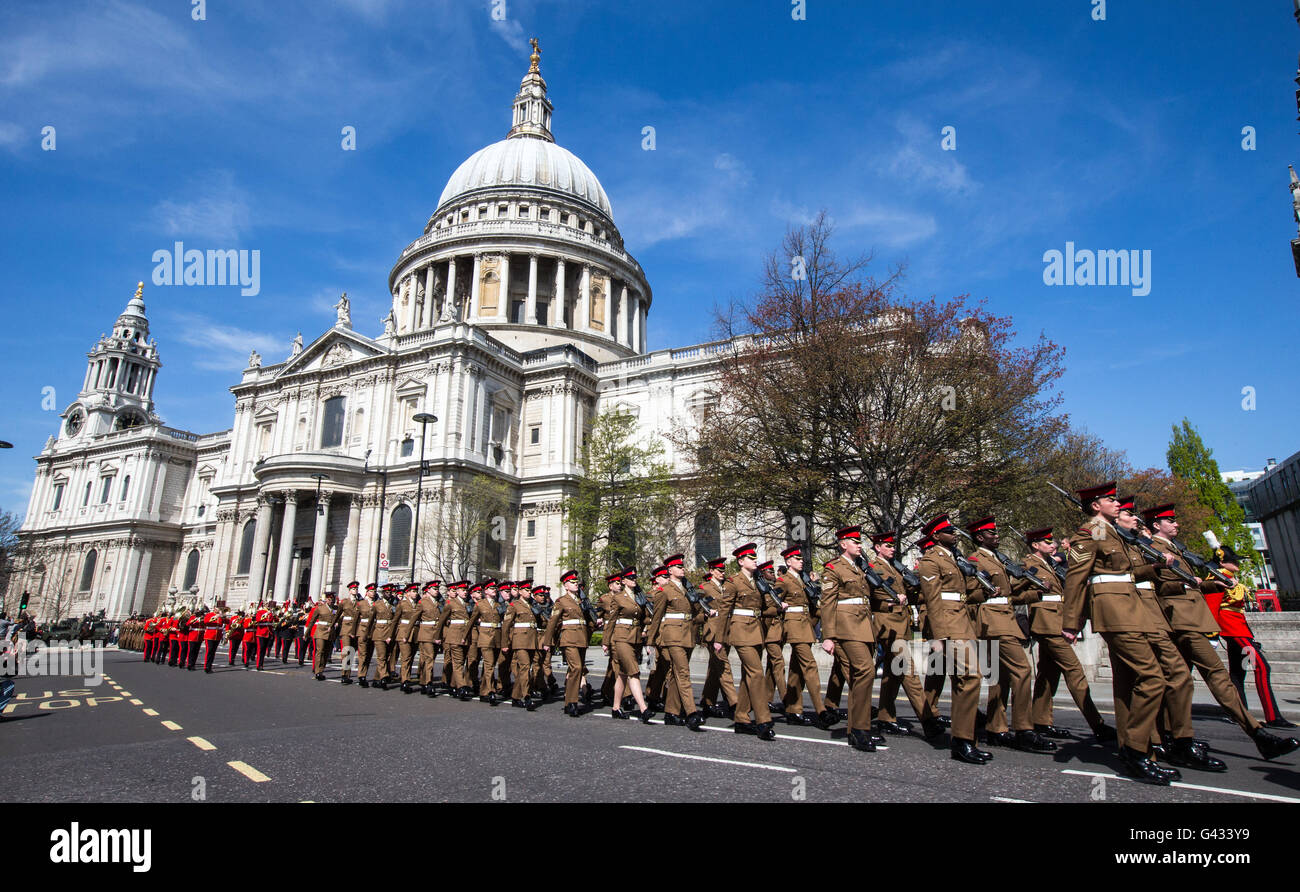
[[3, 646, 1299, 804]]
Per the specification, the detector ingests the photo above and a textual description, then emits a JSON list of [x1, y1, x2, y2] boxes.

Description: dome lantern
[[506, 37, 554, 143]]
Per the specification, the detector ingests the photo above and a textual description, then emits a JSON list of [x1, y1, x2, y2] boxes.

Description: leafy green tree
[[1166, 418, 1257, 570], [560, 409, 679, 589]]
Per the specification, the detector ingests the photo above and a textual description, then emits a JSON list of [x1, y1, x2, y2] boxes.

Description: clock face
[[115, 411, 145, 431], [65, 411, 84, 437]]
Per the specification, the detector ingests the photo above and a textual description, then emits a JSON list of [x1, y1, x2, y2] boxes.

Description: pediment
[[395, 377, 427, 396], [276, 328, 386, 377], [254, 405, 280, 420], [197, 464, 219, 477]]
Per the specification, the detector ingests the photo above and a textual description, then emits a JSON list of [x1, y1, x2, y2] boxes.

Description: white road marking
[[142, 708, 158, 716], [620, 745, 796, 773], [588, 712, 887, 749], [992, 796, 1031, 803], [1061, 769, 1300, 803], [117, 691, 131, 696], [228, 761, 271, 783], [161, 720, 182, 731], [129, 699, 143, 705], [187, 736, 216, 751]]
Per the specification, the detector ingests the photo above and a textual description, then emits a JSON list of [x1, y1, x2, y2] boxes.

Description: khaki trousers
[[782, 642, 825, 716], [936, 639, 981, 741], [834, 639, 876, 733], [876, 633, 934, 724], [646, 646, 670, 701], [311, 637, 330, 674], [1171, 630, 1260, 734], [477, 646, 498, 696], [984, 635, 1033, 733], [661, 645, 694, 715], [418, 642, 437, 685], [1107, 631, 1182, 753], [700, 643, 738, 707], [510, 648, 535, 699], [371, 639, 393, 680], [763, 641, 787, 706], [337, 636, 357, 678], [825, 647, 848, 708], [1031, 634, 1103, 730], [444, 643, 468, 689], [397, 639, 417, 682], [562, 646, 587, 705], [356, 638, 373, 679], [732, 645, 773, 725]]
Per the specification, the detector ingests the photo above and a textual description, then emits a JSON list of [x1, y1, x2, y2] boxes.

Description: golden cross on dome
[[529, 37, 540, 72], [134, 281, 143, 298]]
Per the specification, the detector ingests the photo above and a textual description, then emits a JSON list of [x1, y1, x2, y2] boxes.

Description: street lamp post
[[411, 412, 438, 580], [310, 473, 329, 515]]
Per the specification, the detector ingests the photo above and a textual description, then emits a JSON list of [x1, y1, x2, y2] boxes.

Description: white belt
[[838, 598, 864, 606], [419, 621, 438, 625], [342, 615, 355, 622], [479, 622, 500, 629], [399, 619, 411, 624], [1040, 595, 1062, 602], [1090, 573, 1132, 584], [940, 592, 963, 601], [1135, 582, 1154, 591], [983, 597, 1009, 605], [664, 613, 687, 620], [562, 619, 584, 626], [732, 609, 756, 617], [448, 619, 466, 626], [785, 606, 805, 613], [616, 618, 636, 625], [314, 621, 331, 627]]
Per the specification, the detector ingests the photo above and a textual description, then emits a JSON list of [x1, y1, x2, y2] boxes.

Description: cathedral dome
[[436, 137, 612, 219]]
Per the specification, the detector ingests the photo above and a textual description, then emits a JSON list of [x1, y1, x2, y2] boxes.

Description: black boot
[[875, 720, 911, 736], [1252, 728, 1300, 760], [525, 697, 539, 712], [663, 713, 685, 726], [1165, 737, 1227, 772], [849, 729, 877, 752], [611, 709, 629, 720], [511, 698, 527, 708], [686, 711, 705, 732], [950, 739, 987, 764], [638, 708, 653, 723], [1034, 723, 1073, 740], [400, 681, 413, 694], [756, 721, 776, 741], [1014, 729, 1058, 754], [1120, 747, 1178, 785]]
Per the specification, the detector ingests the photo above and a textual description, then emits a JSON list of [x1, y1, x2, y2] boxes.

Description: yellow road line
[[161, 720, 182, 731], [129, 699, 143, 705], [187, 736, 216, 751], [142, 708, 158, 716], [227, 761, 270, 783]]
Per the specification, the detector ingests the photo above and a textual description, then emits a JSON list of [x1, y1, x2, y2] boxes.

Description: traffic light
[[18, 591, 30, 612]]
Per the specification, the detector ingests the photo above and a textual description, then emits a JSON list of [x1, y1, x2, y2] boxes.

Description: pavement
[[2, 645, 1299, 804]]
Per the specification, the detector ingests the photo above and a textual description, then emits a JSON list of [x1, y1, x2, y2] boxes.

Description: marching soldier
[[225, 610, 243, 666], [307, 592, 338, 680], [868, 532, 940, 737], [169, 606, 187, 667], [1142, 504, 1298, 761], [415, 581, 443, 696], [336, 582, 361, 684], [777, 546, 837, 729], [697, 557, 737, 719], [201, 604, 225, 673], [502, 582, 542, 710], [1020, 527, 1114, 740], [965, 516, 1056, 754], [646, 556, 706, 730], [434, 580, 474, 700], [465, 581, 484, 692], [1062, 483, 1183, 784], [718, 543, 775, 741], [252, 601, 274, 670], [544, 571, 592, 717], [185, 607, 204, 670], [917, 515, 990, 764], [394, 583, 421, 693], [468, 579, 504, 704], [820, 526, 881, 752], [598, 579, 619, 707], [367, 585, 398, 689], [604, 570, 652, 721], [531, 584, 560, 700], [274, 603, 293, 663], [142, 613, 158, 662], [354, 583, 378, 687], [756, 559, 787, 717]]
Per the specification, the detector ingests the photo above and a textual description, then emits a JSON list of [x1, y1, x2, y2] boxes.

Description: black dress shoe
[[1091, 723, 1117, 742], [769, 701, 787, 714], [563, 703, 577, 717], [1165, 737, 1227, 772], [488, 692, 500, 706], [358, 678, 370, 688], [663, 713, 685, 726], [649, 699, 666, 712], [938, 714, 951, 727], [814, 709, 841, 730], [1253, 729, 1300, 760], [1034, 724, 1073, 740], [611, 709, 629, 720], [686, 712, 705, 732], [340, 677, 353, 685], [638, 708, 653, 723], [875, 720, 911, 736], [922, 718, 946, 739], [1265, 717, 1299, 730], [836, 708, 849, 719], [734, 722, 756, 735], [1015, 729, 1058, 754], [1120, 747, 1177, 785], [848, 729, 877, 753], [950, 739, 987, 764], [756, 721, 776, 741], [785, 713, 814, 726], [984, 730, 1016, 748], [525, 697, 539, 712], [458, 687, 473, 702], [868, 731, 886, 746], [512, 698, 527, 708], [315, 673, 326, 681]]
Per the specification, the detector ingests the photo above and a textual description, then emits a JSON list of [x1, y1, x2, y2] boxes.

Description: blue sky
[[1, 0, 1296, 517]]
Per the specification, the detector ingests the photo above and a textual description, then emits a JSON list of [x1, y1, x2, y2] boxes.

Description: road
[[3, 646, 1299, 804]]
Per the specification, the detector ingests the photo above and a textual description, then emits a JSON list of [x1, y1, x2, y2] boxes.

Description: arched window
[[78, 549, 97, 592], [400, 437, 414, 457], [388, 504, 412, 567], [693, 510, 720, 567], [99, 476, 112, 504], [236, 519, 256, 575], [182, 548, 200, 590], [320, 396, 346, 448], [120, 475, 131, 501]]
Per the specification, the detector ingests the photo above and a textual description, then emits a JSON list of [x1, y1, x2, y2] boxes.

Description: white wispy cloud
[[490, 15, 530, 54], [769, 198, 937, 249], [0, 121, 23, 153], [170, 313, 284, 372], [150, 172, 252, 243]]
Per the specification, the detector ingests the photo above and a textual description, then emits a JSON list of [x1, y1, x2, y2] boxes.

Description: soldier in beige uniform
[[1020, 528, 1112, 739], [543, 571, 591, 717], [308, 591, 338, 678], [646, 556, 708, 730], [964, 516, 1056, 755], [415, 581, 445, 696], [465, 581, 484, 692], [605, 570, 653, 721], [393, 583, 421, 694], [718, 543, 776, 741], [697, 557, 737, 718], [820, 526, 882, 752], [336, 582, 361, 685], [467, 581, 504, 704], [755, 559, 787, 717], [502, 584, 541, 710], [867, 532, 941, 737], [1062, 482, 1184, 785], [776, 546, 837, 729], [642, 571, 670, 711], [917, 514, 990, 764], [1142, 504, 1299, 761], [367, 585, 398, 690], [355, 583, 378, 687], [433, 580, 473, 700]]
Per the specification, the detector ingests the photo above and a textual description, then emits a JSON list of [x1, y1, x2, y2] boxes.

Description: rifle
[[753, 569, 787, 611], [1169, 538, 1232, 588], [944, 544, 999, 595], [576, 584, 601, 626], [627, 578, 652, 612], [851, 552, 901, 603], [797, 568, 821, 606], [683, 578, 714, 612], [1046, 482, 1202, 587], [1007, 523, 1068, 585], [956, 528, 1051, 592]]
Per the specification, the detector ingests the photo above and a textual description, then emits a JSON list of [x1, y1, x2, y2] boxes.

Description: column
[[272, 491, 299, 601], [553, 259, 567, 328], [423, 264, 436, 329], [449, 256, 461, 321], [578, 264, 590, 330], [602, 272, 612, 339], [341, 494, 362, 582], [408, 274, 420, 332], [246, 495, 275, 604], [620, 285, 630, 346], [525, 254, 539, 323], [638, 296, 647, 353], [498, 253, 511, 321], [307, 491, 332, 599]]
